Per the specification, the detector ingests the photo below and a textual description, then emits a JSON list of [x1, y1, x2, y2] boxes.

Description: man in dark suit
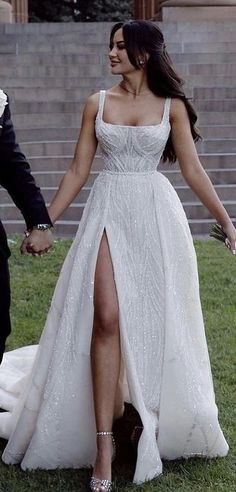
[[0, 91, 53, 363]]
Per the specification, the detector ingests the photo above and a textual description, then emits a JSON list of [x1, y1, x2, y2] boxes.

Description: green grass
[[0, 237, 235, 492]]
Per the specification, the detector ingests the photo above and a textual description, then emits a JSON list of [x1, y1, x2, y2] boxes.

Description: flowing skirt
[[0, 171, 228, 483]]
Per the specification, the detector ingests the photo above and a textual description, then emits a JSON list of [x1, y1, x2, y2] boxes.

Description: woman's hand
[[222, 222, 236, 255], [20, 229, 53, 256]]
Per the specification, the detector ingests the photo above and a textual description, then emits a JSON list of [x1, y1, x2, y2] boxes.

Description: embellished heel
[[90, 431, 115, 491], [90, 477, 112, 492]]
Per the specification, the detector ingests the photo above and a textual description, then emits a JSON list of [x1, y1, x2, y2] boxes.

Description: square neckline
[[99, 90, 170, 129]]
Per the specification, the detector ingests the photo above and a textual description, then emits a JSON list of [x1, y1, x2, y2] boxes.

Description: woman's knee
[[93, 305, 119, 338]]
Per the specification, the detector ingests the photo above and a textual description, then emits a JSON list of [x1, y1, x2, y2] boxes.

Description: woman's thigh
[[93, 232, 119, 332]]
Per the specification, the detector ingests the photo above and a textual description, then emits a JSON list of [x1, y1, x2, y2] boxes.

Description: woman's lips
[[110, 61, 120, 67]]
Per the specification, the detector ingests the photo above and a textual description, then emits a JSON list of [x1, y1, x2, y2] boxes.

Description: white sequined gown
[[0, 91, 228, 483]]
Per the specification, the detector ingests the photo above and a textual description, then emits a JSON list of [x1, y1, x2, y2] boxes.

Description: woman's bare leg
[[91, 232, 121, 483]]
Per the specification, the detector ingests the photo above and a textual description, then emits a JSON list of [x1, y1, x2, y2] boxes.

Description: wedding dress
[[0, 91, 228, 484]]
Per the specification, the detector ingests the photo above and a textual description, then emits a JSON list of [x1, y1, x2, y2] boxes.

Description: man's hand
[[20, 229, 53, 256]]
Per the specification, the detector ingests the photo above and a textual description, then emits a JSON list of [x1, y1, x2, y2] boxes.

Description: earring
[[139, 59, 145, 67]]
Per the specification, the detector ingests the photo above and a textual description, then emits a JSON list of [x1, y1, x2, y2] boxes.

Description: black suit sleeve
[[0, 97, 52, 230]]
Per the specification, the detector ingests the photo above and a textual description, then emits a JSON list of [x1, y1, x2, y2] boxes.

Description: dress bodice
[[95, 90, 171, 173]]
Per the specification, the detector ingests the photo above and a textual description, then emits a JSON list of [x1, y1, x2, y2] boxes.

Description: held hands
[[20, 229, 53, 256]]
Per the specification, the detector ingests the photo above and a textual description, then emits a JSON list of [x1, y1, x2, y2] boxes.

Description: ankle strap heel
[[90, 432, 115, 491], [97, 431, 116, 459], [97, 431, 113, 436]]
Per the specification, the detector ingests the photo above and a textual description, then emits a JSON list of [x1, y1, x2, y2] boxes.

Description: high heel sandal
[[90, 431, 115, 492]]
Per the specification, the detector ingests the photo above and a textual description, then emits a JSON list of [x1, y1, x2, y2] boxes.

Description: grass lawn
[[0, 237, 235, 492]]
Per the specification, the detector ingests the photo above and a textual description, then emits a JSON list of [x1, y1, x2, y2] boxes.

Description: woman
[[0, 20, 234, 492]]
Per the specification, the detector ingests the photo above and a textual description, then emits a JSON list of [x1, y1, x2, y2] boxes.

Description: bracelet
[[24, 224, 52, 237], [32, 224, 53, 231]]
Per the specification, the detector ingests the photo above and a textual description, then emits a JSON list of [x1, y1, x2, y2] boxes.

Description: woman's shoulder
[[82, 92, 101, 120], [169, 97, 188, 121], [84, 86, 120, 113], [85, 91, 100, 108]]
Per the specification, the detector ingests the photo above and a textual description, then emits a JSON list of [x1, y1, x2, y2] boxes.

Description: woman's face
[[109, 28, 136, 75]]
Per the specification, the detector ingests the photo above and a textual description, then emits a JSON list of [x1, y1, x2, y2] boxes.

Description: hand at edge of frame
[[222, 222, 236, 255]]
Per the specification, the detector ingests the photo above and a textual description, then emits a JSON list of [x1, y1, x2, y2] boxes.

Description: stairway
[[0, 21, 235, 236]]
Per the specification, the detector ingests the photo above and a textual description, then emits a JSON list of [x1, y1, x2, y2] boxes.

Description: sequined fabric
[[0, 91, 228, 483]]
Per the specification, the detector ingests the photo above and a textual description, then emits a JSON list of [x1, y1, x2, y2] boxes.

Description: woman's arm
[[170, 98, 236, 254], [48, 93, 99, 223]]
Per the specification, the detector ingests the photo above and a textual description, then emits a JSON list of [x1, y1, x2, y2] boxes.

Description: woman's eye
[[117, 44, 126, 50]]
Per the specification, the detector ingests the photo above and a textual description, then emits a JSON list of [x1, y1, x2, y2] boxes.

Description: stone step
[[162, 168, 236, 186], [0, 63, 109, 79], [7, 87, 105, 103], [21, 154, 235, 172], [169, 20, 236, 33], [0, 203, 84, 222], [5, 85, 236, 106], [2, 215, 235, 238], [2, 74, 235, 91], [1, 165, 235, 208], [1, 199, 235, 224], [0, 53, 108, 67], [1, 60, 236, 79], [196, 100, 236, 112], [0, 186, 89, 204], [1, 51, 236, 69], [194, 87, 236, 100], [0, 22, 114, 35], [183, 201, 236, 220], [25, 171, 97, 188], [8, 109, 236, 131], [2, 182, 234, 207], [14, 125, 236, 142], [15, 127, 79, 142], [182, 42, 236, 53], [12, 101, 85, 116], [0, 77, 116, 90], [198, 111, 236, 125], [20, 140, 75, 157], [2, 28, 236, 45], [0, 31, 111, 46], [197, 140, 236, 153], [172, 52, 236, 63], [9, 40, 179, 55], [200, 125, 236, 139], [185, 75, 236, 88], [1, 51, 236, 68], [9, 111, 83, 129], [163, 6, 236, 23], [1, 28, 236, 46], [1, 20, 235, 35], [17, 41, 181, 55], [0, 220, 74, 237], [189, 219, 236, 236], [4, 39, 227, 59], [0, 43, 16, 54], [176, 184, 236, 203], [19, 138, 236, 157], [17, 168, 235, 189], [188, 64, 236, 76]]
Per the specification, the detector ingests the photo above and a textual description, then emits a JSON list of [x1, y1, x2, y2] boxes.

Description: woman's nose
[[109, 46, 117, 57]]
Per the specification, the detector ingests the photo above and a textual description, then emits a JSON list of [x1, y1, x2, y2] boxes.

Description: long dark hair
[[110, 20, 201, 163]]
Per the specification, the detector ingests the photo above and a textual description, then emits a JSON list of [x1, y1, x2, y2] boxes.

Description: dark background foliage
[[28, 0, 134, 22]]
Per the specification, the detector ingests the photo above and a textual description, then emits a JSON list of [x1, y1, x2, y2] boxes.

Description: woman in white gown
[[0, 20, 235, 492]]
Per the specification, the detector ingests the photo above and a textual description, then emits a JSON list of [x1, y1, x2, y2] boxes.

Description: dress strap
[[98, 90, 106, 120], [162, 98, 171, 123]]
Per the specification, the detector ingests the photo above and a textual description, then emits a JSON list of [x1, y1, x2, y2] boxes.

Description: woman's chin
[[110, 65, 122, 75]]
